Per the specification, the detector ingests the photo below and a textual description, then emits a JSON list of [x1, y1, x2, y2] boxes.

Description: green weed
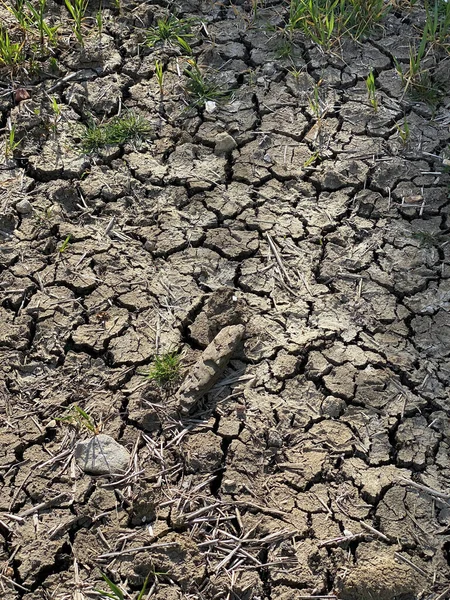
[[155, 59, 164, 95], [366, 70, 378, 112], [79, 113, 152, 153], [57, 404, 100, 434], [184, 59, 228, 107], [0, 27, 25, 68], [286, 0, 389, 47], [58, 234, 71, 253], [395, 20, 444, 106], [146, 351, 181, 386], [96, 573, 150, 600], [424, 0, 450, 48], [25, 0, 59, 47], [146, 14, 193, 51], [4, 124, 21, 158], [96, 6, 103, 36], [64, 0, 88, 45], [396, 116, 410, 145]]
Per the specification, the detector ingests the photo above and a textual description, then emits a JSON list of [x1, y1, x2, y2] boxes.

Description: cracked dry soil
[[1, 0, 450, 598]]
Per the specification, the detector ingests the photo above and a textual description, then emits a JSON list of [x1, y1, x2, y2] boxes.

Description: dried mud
[[1, 0, 450, 598]]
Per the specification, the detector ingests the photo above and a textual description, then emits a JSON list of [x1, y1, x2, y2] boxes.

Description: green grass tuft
[[79, 113, 152, 153], [146, 351, 181, 386]]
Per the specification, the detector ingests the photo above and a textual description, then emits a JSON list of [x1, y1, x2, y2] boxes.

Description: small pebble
[[15, 199, 33, 214], [75, 433, 131, 475]]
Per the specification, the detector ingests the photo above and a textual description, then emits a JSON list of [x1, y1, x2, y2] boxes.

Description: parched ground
[[1, 0, 450, 598]]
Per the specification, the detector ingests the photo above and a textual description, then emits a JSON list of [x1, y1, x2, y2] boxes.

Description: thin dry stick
[[398, 477, 450, 500], [394, 552, 429, 578], [360, 521, 390, 542]]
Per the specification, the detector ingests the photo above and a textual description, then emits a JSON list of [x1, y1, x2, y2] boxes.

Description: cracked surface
[[1, 0, 450, 598]]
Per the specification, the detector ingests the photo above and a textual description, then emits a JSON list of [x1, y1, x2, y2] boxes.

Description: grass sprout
[[79, 113, 152, 153], [184, 59, 228, 107], [146, 351, 181, 386], [0, 27, 25, 68], [146, 14, 193, 51], [3, 123, 21, 158], [57, 405, 100, 434], [286, 0, 389, 47], [366, 69, 378, 112], [64, 0, 88, 45]]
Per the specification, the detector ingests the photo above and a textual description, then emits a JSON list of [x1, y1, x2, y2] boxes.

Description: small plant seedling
[[58, 234, 71, 253], [96, 572, 150, 600], [50, 96, 61, 133], [64, 0, 88, 46], [146, 351, 181, 386], [155, 59, 164, 95], [25, 0, 59, 48], [57, 405, 100, 434], [4, 124, 21, 158], [184, 59, 228, 107], [366, 70, 378, 112], [96, 6, 103, 36], [146, 15, 193, 51], [396, 117, 410, 145], [308, 80, 327, 121], [79, 113, 152, 153], [96, 573, 124, 600], [0, 28, 25, 68]]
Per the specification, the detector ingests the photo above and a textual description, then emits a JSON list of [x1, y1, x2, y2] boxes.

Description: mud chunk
[[214, 132, 237, 155], [177, 324, 245, 414], [183, 430, 223, 473], [0, 308, 32, 350], [129, 532, 205, 591], [335, 542, 427, 600], [309, 420, 354, 453], [129, 487, 156, 526], [396, 416, 440, 469], [189, 287, 245, 346], [75, 434, 131, 475], [322, 364, 357, 400]]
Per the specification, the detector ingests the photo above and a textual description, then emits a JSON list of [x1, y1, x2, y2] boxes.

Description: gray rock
[[15, 199, 33, 214], [214, 132, 237, 156], [75, 434, 131, 475]]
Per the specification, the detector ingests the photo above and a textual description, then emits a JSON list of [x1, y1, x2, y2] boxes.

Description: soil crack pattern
[[0, 0, 450, 599]]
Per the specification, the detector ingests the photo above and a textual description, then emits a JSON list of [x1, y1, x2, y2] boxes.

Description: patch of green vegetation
[[64, 0, 88, 46], [79, 113, 152, 153], [0, 27, 25, 68], [184, 59, 229, 108], [395, 7, 447, 107], [424, 0, 450, 49], [366, 69, 378, 112], [395, 116, 410, 145], [146, 14, 193, 52], [58, 233, 71, 253], [96, 572, 152, 600], [57, 404, 100, 434], [3, 124, 21, 159], [286, 0, 389, 47], [412, 230, 445, 247], [145, 351, 181, 386]]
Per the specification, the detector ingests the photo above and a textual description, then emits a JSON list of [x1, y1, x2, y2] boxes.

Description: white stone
[[15, 199, 33, 214], [75, 434, 130, 475], [214, 132, 237, 156]]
